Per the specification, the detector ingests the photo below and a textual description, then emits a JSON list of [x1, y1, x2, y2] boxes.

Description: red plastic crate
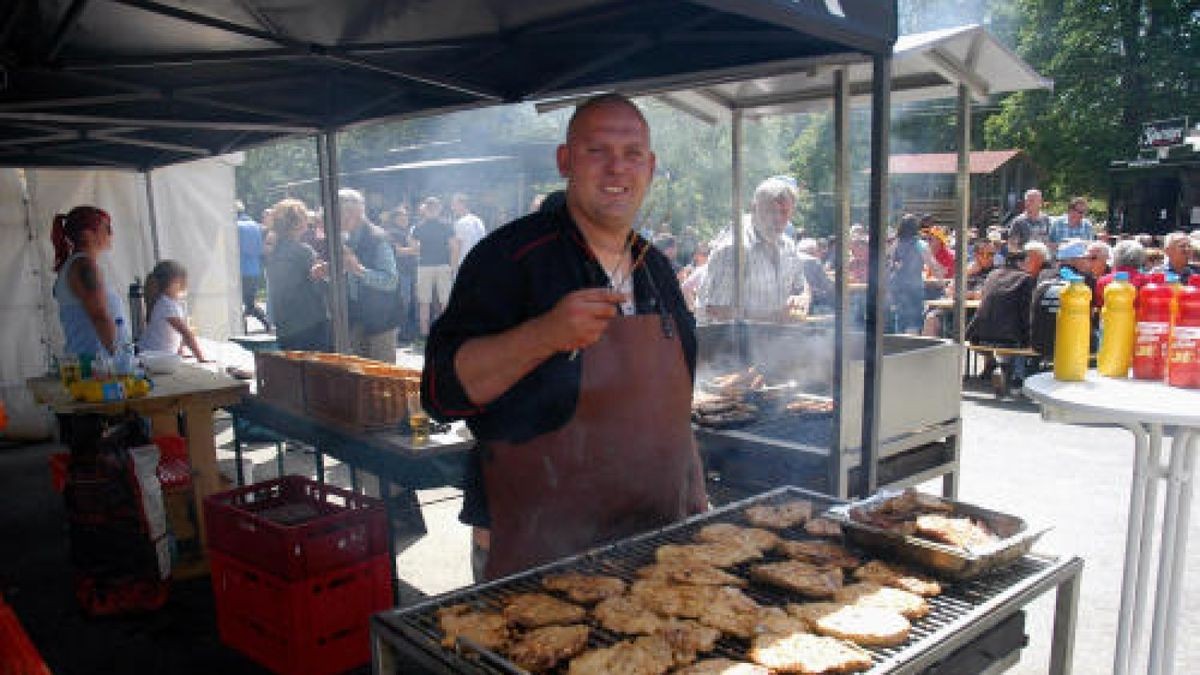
[[203, 475, 387, 580], [49, 435, 190, 493], [49, 452, 70, 493], [210, 551, 393, 675], [0, 596, 51, 675]]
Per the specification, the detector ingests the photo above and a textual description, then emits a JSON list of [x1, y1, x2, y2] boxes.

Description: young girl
[[140, 260, 206, 361]]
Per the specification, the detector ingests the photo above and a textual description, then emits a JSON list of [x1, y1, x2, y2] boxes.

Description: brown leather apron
[[482, 313, 708, 579]]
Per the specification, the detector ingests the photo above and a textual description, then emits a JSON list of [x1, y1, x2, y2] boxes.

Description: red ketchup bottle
[[1132, 273, 1172, 380], [1167, 278, 1200, 388]]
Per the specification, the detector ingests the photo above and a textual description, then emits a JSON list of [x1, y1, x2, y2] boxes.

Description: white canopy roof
[[636, 24, 1051, 122]]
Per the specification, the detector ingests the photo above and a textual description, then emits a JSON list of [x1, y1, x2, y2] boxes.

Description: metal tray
[[825, 491, 1051, 580]]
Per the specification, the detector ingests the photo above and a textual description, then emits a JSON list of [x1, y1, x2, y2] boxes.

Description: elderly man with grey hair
[[1084, 240, 1111, 279], [1152, 231, 1196, 283], [339, 187, 400, 361], [703, 177, 809, 322], [1094, 239, 1148, 309]]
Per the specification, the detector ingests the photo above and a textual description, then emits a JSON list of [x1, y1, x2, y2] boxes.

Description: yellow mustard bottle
[[1054, 271, 1092, 381], [1097, 272, 1137, 377]]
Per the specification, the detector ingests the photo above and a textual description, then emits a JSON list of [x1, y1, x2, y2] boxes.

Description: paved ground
[[4, 346, 1197, 672]]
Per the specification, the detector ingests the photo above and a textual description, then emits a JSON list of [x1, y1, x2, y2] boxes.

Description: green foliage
[[985, 0, 1200, 202]]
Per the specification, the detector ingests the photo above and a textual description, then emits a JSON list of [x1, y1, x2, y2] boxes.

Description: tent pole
[[731, 108, 744, 320], [144, 170, 162, 261], [953, 84, 970, 346], [860, 54, 891, 498], [830, 67, 851, 497], [317, 130, 350, 353]]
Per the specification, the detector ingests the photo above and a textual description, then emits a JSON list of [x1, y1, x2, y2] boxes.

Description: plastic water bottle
[[1053, 272, 1091, 381], [1133, 274, 1172, 380], [1167, 278, 1200, 388], [1097, 272, 1136, 377], [114, 318, 135, 377]]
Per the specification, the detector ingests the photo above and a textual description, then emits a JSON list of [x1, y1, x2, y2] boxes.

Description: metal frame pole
[[830, 67, 851, 496], [953, 84, 970, 345], [317, 130, 351, 353], [143, 169, 161, 261], [731, 108, 745, 319], [860, 54, 891, 497]]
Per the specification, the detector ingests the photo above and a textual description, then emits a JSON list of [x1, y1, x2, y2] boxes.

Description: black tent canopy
[[3, 0, 899, 496], [1, 0, 895, 170]]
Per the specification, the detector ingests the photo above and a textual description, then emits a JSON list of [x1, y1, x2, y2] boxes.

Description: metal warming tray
[[372, 486, 1077, 674], [826, 491, 1051, 580]]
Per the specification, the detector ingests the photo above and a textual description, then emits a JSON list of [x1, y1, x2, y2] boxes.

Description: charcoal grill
[[371, 487, 1082, 674], [695, 322, 962, 499]]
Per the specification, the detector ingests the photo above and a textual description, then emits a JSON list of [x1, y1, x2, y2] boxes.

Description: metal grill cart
[[370, 487, 1082, 675], [695, 323, 962, 499]]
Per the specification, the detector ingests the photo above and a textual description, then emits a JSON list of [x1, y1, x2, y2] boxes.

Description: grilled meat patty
[[436, 604, 510, 650], [745, 500, 814, 529], [786, 602, 849, 630], [750, 561, 844, 599], [695, 523, 781, 551], [852, 560, 942, 597], [776, 540, 861, 569], [655, 542, 763, 568], [502, 593, 587, 628], [804, 517, 844, 539], [542, 573, 628, 604], [674, 658, 771, 675], [811, 605, 911, 647], [592, 595, 668, 635], [914, 514, 999, 550], [834, 582, 930, 620], [749, 631, 873, 674], [505, 624, 590, 672], [636, 561, 749, 587], [567, 634, 686, 675]]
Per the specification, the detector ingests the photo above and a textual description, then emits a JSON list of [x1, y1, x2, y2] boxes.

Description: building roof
[[889, 150, 1026, 175]]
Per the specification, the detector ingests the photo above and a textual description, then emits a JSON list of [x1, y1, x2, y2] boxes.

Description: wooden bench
[[963, 342, 1043, 382]]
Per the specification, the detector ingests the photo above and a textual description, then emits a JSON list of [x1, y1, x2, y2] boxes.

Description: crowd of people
[[232, 188, 492, 359]]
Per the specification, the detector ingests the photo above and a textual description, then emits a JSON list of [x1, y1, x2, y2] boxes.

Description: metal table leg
[[231, 412, 246, 486], [1115, 422, 1152, 675], [315, 448, 325, 484], [1149, 430, 1198, 675], [1049, 562, 1081, 675]]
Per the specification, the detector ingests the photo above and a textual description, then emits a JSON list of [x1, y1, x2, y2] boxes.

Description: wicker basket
[[302, 358, 420, 431], [254, 351, 308, 413]]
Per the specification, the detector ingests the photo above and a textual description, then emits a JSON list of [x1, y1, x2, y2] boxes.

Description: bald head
[[566, 93, 649, 142]]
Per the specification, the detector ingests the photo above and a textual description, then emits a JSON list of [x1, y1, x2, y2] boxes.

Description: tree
[[985, 0, 1200, 203]]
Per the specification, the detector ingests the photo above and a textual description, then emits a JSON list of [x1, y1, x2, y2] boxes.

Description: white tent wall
[[1, 156, 239, 384], [147, 156, 242, 341]]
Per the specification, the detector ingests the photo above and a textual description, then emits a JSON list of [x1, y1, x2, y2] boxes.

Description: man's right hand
[[536, 288, 627, 353]]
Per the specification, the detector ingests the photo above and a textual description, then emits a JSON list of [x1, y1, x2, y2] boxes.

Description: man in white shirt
[[703, 177, 808, 322], [451, 193, 486, 269]]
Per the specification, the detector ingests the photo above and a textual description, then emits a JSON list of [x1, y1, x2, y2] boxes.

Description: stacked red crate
[[203, 476, 393, 675]]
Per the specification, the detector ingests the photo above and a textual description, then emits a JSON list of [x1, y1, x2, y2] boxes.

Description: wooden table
[[27, 365, 249, 550], [925, 297, 981, 312]]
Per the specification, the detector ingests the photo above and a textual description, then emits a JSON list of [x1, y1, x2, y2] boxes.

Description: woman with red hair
[[51, 206, 128, 357]]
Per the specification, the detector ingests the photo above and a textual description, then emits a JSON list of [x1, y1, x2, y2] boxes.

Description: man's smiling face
[[558, 100, 655, 235]]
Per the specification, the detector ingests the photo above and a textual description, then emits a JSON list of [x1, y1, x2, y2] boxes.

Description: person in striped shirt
[[703, 177, 809, 322]]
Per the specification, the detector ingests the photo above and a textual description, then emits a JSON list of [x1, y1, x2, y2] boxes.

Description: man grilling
[[422, 94, 707, 580]]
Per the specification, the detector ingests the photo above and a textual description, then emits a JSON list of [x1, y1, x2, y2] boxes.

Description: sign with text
[[1140, 118, 1189, 149]]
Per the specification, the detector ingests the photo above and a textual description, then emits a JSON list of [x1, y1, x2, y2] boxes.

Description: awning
[[0, 0, 896, 170]]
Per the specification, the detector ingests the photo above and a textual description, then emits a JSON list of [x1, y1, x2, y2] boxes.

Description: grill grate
[[375, 487, 1055, 674]]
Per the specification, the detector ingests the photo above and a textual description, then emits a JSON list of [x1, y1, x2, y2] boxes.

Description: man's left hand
[[343, 250, 365, 276]]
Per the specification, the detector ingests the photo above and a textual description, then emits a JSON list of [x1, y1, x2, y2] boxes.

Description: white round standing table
[[1024, 371, 1200, 675]]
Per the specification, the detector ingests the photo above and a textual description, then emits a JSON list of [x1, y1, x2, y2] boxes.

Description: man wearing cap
[[339, 188, 400, 361]]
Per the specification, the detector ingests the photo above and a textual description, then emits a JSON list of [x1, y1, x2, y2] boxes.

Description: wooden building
[[888, 150, 1040, 230]]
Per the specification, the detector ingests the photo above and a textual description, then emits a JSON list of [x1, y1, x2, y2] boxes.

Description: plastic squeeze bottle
[[1054, 271, 1092, 381], [1133, 273, 1172, 380], [1097, 271, 1136, 377], [1167, 278, 1200, 388]]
